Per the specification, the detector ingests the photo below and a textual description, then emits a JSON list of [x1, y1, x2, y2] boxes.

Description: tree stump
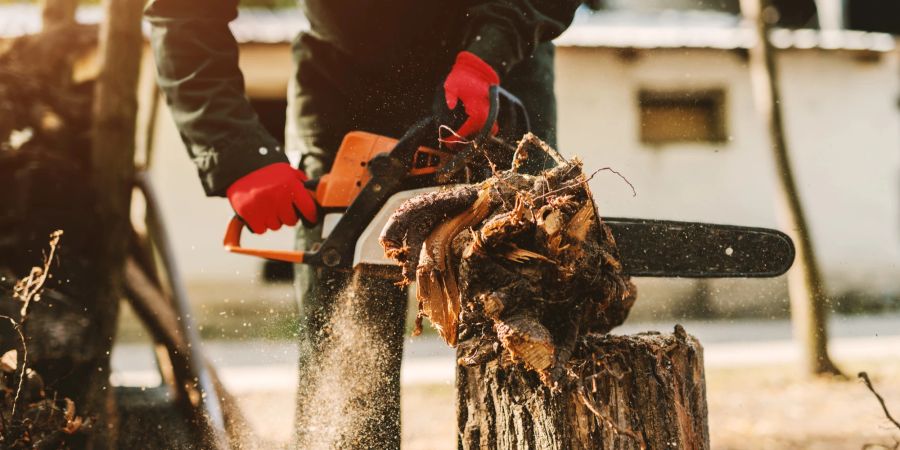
[[379, 136, 709, 448], [456, 327, 709, 450]]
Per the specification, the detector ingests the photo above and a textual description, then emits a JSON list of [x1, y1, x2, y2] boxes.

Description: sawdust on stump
[[380, 133, 637, 387]]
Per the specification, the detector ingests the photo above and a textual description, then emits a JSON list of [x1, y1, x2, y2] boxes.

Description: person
[[145, 0, 581, 447]]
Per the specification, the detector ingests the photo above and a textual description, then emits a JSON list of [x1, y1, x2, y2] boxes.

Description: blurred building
[[1, 4, 898, 315]]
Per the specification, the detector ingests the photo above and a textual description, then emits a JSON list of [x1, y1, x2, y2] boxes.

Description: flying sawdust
[[294, 270, 402, 450]]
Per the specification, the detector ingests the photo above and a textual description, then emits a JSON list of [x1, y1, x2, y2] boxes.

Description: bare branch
[[0, 315, 27, 417], [534, 166, 636, 201], [862, 438, 900, 450], [4, 231, 61, 418], [13, 230, 63, 319], [859, 372, 900, 432]]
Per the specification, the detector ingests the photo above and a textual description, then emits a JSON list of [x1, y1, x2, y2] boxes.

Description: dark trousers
[[287, 31, 557, 449]]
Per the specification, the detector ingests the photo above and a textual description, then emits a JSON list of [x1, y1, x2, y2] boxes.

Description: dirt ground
[[233, 358, 900, 449], [707, 359, 900, 450]]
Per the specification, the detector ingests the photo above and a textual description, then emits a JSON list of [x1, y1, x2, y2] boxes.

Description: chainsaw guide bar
[[604, 218, 795, 278]]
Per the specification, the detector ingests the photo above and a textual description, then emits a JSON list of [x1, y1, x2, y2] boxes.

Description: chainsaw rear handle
[[223, 178, 319, 263], [224, 216, 308, 263], [224, 87, 529, 265]]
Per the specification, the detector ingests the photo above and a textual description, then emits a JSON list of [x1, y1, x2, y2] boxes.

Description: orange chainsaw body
[[225, 130, 451, 263], [315, 131, 450, 208]]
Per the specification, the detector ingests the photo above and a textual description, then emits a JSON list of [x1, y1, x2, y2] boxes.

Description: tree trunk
[[40, 0, 78, 29], [456, 328, 709, 450], [86, 0, 144, 446], [739, 0, 843, 377]]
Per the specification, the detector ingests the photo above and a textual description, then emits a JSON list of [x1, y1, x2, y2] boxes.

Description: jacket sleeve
[[462, 1, 581, 76], [145, 0, 288, 197]]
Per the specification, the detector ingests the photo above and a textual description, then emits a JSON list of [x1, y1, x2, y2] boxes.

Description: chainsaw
[[224, 87, 795, 279]]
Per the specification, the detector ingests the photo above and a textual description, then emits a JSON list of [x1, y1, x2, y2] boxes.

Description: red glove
[[226, 162, 317, 234], [443, 51, 500, 138]]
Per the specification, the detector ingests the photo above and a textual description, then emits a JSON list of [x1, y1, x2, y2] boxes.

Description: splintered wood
[[380, 134, 636, 386]]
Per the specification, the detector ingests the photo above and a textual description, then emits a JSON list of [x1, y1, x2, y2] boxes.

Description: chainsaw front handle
[[223, 215, 308, 263]]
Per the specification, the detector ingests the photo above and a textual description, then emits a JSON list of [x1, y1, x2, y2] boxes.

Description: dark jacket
[[144, 0, 581, 196]]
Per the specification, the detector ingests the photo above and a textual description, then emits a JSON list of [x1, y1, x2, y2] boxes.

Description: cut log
[[456, 327, 709, 450], [382, 135, 637, 386]]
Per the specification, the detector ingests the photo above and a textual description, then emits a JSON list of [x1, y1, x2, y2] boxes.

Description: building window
[[638, 89, 727, 145]]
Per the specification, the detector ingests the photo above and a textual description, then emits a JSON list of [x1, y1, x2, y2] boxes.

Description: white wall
[[556, 46, 900, 293], [778, 50, 899, 289]]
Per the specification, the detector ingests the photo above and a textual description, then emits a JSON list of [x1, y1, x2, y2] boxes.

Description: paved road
[[111, 313, 900, 392]]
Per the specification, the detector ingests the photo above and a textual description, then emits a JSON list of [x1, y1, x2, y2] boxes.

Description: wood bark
[[739, 0, 843, 377], [40, 0, 78, 30], [39, 0, 79, 91], [85, 0, 144, 446], [457, 328, 709, 450]]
